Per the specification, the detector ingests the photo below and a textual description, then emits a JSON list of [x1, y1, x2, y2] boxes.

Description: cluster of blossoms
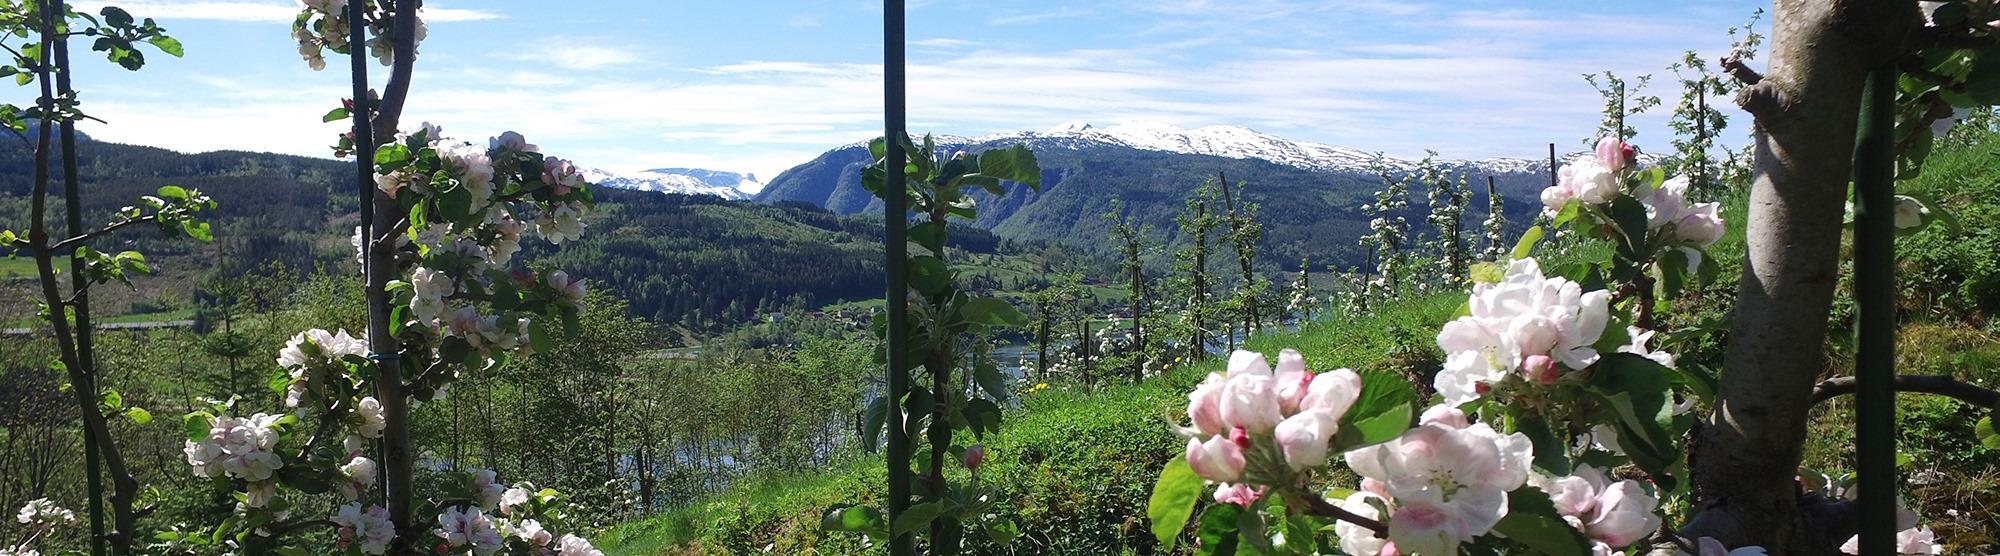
[[1181, 350, 1361, 504], [1541, 137, 1725, 269], [293, 0, 427, 71], [276, 328, 366, 409], [183, 412, 286, 507], [5, 499, 76, 556], [1336, 406, 1534, 555], [14, 499, 73, 530], [1537, 465, 1663, 554], [1433, 258, 1610, 405], [332, 502, 396, 554]]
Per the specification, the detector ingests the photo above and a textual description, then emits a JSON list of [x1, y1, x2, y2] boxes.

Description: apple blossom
[[537, 201, 588, 244], [471, 468, 506, 511], [14, 499, 74, 529], [185, 413, 286, 483], [1334, 492, 1392, 556], [1212, 482, 1265, 507], [1220, 371, 1283, 434], [436, 506, 504, 556], [245, 480, 276, 508], [1274, 410, 1337, 470], [1544, 157, 1619, 214], [490, 131, 539, 154], [1227, 349, 1272, 377], [549, 270, 588, 310], [1538, 465, 1662, 548], [1299, 367, 1362, 418], [1185, 435, 1246, 483], [333, 503, 395, 555], [355, 396, 386, 438], [1185, 373, 1228, 437], [499, 487, 532, 516], [1273, 348, 1312, 413], [1894, 195, 1928, 230], [410, 266, 454, 322], [962, 444, 987, 472], [1433, 258, 1610, 404], [1343, 407, 1532, 554], [337, 456, 378, 501], [556, 534, 604, 556], [502, 518, 553, 547], [1619, 326, 1677, 368]]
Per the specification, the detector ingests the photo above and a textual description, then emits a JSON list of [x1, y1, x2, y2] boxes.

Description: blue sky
[[37, 0, 1766, 183]]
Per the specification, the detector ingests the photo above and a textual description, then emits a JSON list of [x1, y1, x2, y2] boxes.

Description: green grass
[[597, 293, 1462, 556], [0, 256, 34, 278]]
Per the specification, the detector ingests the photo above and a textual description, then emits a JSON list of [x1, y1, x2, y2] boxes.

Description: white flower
[[1274, 410, 1337, 470], [355, 396, 386, 439], [1334, 492, 1390, 556], [185, 413, 285, 482], [548, 270, 587, 310], [409, 267, 454, 322], [1184, 373, 1228, 437], [1841, 525, 1943, 554], [15, 499, 75, 529], [556, 534, 604, 556], [536, 201, 588, 244], [1542, 157, 1618, 214], [502, 518, 553, 546], [499, 487, 532, 516], [436, 506, 504, 556], [440, 141, 496, 205], [490, 131, 539, 154], [244, 480, 276, 508], [1219, 372, 1282, 434], [471, 469, 505, 511], [337, 456, 378, 501], [1433, 258, 1610, 404], [1538, 465, 1661, 548], [1344, 408, 1533, 555], [1300, 368, 1362, 419], [1619, 326, 1677, 368], [1894, 195, 1928, 230], [332, 503, 395, 555]]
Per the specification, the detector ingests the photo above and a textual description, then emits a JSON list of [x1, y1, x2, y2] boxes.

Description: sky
[[30, 0, 1768, 186]]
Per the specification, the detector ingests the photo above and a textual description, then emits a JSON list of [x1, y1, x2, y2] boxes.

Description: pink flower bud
[[1212, 483, 1264, 507], [1274, 348, 1312, 414], [1186, 374, 1227, 436], [1595, 136, 1632, 172], [1229, 426, 1250, 450], [1185, 436, 1245, 482], [1524, 354, 1560, 385], [961, 444, 986, 471], [1275, 410, 1336, 470]]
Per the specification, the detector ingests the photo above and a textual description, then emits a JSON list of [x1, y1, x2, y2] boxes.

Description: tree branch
[[1295, 492, 1388, 536], [48, 215, 157, 253], [1809, 374, 2000, 406], [1720, 55, 1762, 86]]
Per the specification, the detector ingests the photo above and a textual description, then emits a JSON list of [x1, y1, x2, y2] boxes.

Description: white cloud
[[505, 41, 643, 71], [787, 15, 821, 29]]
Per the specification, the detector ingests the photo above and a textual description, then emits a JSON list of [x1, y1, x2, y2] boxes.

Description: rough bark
[[1686, 1, 1913, 551], [360, 0, 423, 544]]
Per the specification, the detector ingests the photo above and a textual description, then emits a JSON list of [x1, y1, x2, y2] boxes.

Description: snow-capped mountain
[[583, 167, 761, 200], [966, 120, 1546, 176]]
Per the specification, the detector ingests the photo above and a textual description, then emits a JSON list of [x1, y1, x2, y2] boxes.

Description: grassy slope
[[600, 130, 2000, 554], [597, 294, 1463, 556]]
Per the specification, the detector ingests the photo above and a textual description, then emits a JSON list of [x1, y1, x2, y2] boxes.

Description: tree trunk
[[1686, 1, 1912, 551]]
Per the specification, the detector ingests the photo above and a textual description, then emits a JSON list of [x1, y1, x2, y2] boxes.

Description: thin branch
[[1295, 492, 1388, 536], [1720, 55, 1762, 86], [1810, 374, 2000, 406], [49, 216, 158, 253]]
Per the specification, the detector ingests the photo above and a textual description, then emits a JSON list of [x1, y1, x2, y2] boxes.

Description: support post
[[882, 2, 913, 554], [1850, 66, 1897, 556]]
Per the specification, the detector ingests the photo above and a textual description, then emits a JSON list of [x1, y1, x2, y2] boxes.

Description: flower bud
[[962, 444, 987, 472], [1185, 436, 1245, 482], [1275, 410, 1337, 470], [1186, 374, 1227, 436], [1523, 354, 1559, 385], [1213, 483, 1264, 507], [1273, 349, 1312, 414], [1219, 373, 1282, 434], [1300, 368, 1362, 419]]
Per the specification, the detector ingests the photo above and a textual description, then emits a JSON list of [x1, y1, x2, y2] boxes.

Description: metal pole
[[1851, 66, 1897, 556], [1547, 143, 1557, 187], [882, 2, 913, 554]]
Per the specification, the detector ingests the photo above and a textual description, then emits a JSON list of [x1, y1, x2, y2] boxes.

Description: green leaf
[[1194, 503, 1242, 556], [975, 145, 1042, 189], [1334, 370, 1416, 450], [101, 6, 134, 27], [1511, 225, 1544, 260], [1587, 354, 1681, 477], [983, 518, 1020, 545], [527, 320, 552, 354], [439, 184, 473, 220], [820, 504, 888, 540], [1608, 195, 1650, 260], [1490, 487, 1594, 555], [321, 107, 349, 123], [861, 395, 889, 453], [124, 407, 153, 425], [100, 389, 124, 410], [972, 360, 1010, 402], [907, 256, 952, 296], [891, 501, 949, 536], [184, 412, 211, 442], [147, 35, 184, 57], [156, 185, 189, 201], [1977, 415, 2000, 450], [1517, 414, 1571, 475], [958, 297, 1027, 327], [1968, 48, 2000, 105], [907, 221, 945, 253], [962, 398, 1003, 438], [1148, 456, 1205, 550]]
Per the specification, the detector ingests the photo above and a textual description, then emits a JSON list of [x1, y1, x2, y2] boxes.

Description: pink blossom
[[1219, 372, 1282, 434], [1184, 436, 1245, 483], [1523, 354, 1559, 385], [1595, 137, 1633, 172], [1300, 368, 1362, 419], [1274, 410, 1337, 470], [1212, 483, 1265, 507], [1273, 349, 1312, 414], [1185, 373, 1228, 436]]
